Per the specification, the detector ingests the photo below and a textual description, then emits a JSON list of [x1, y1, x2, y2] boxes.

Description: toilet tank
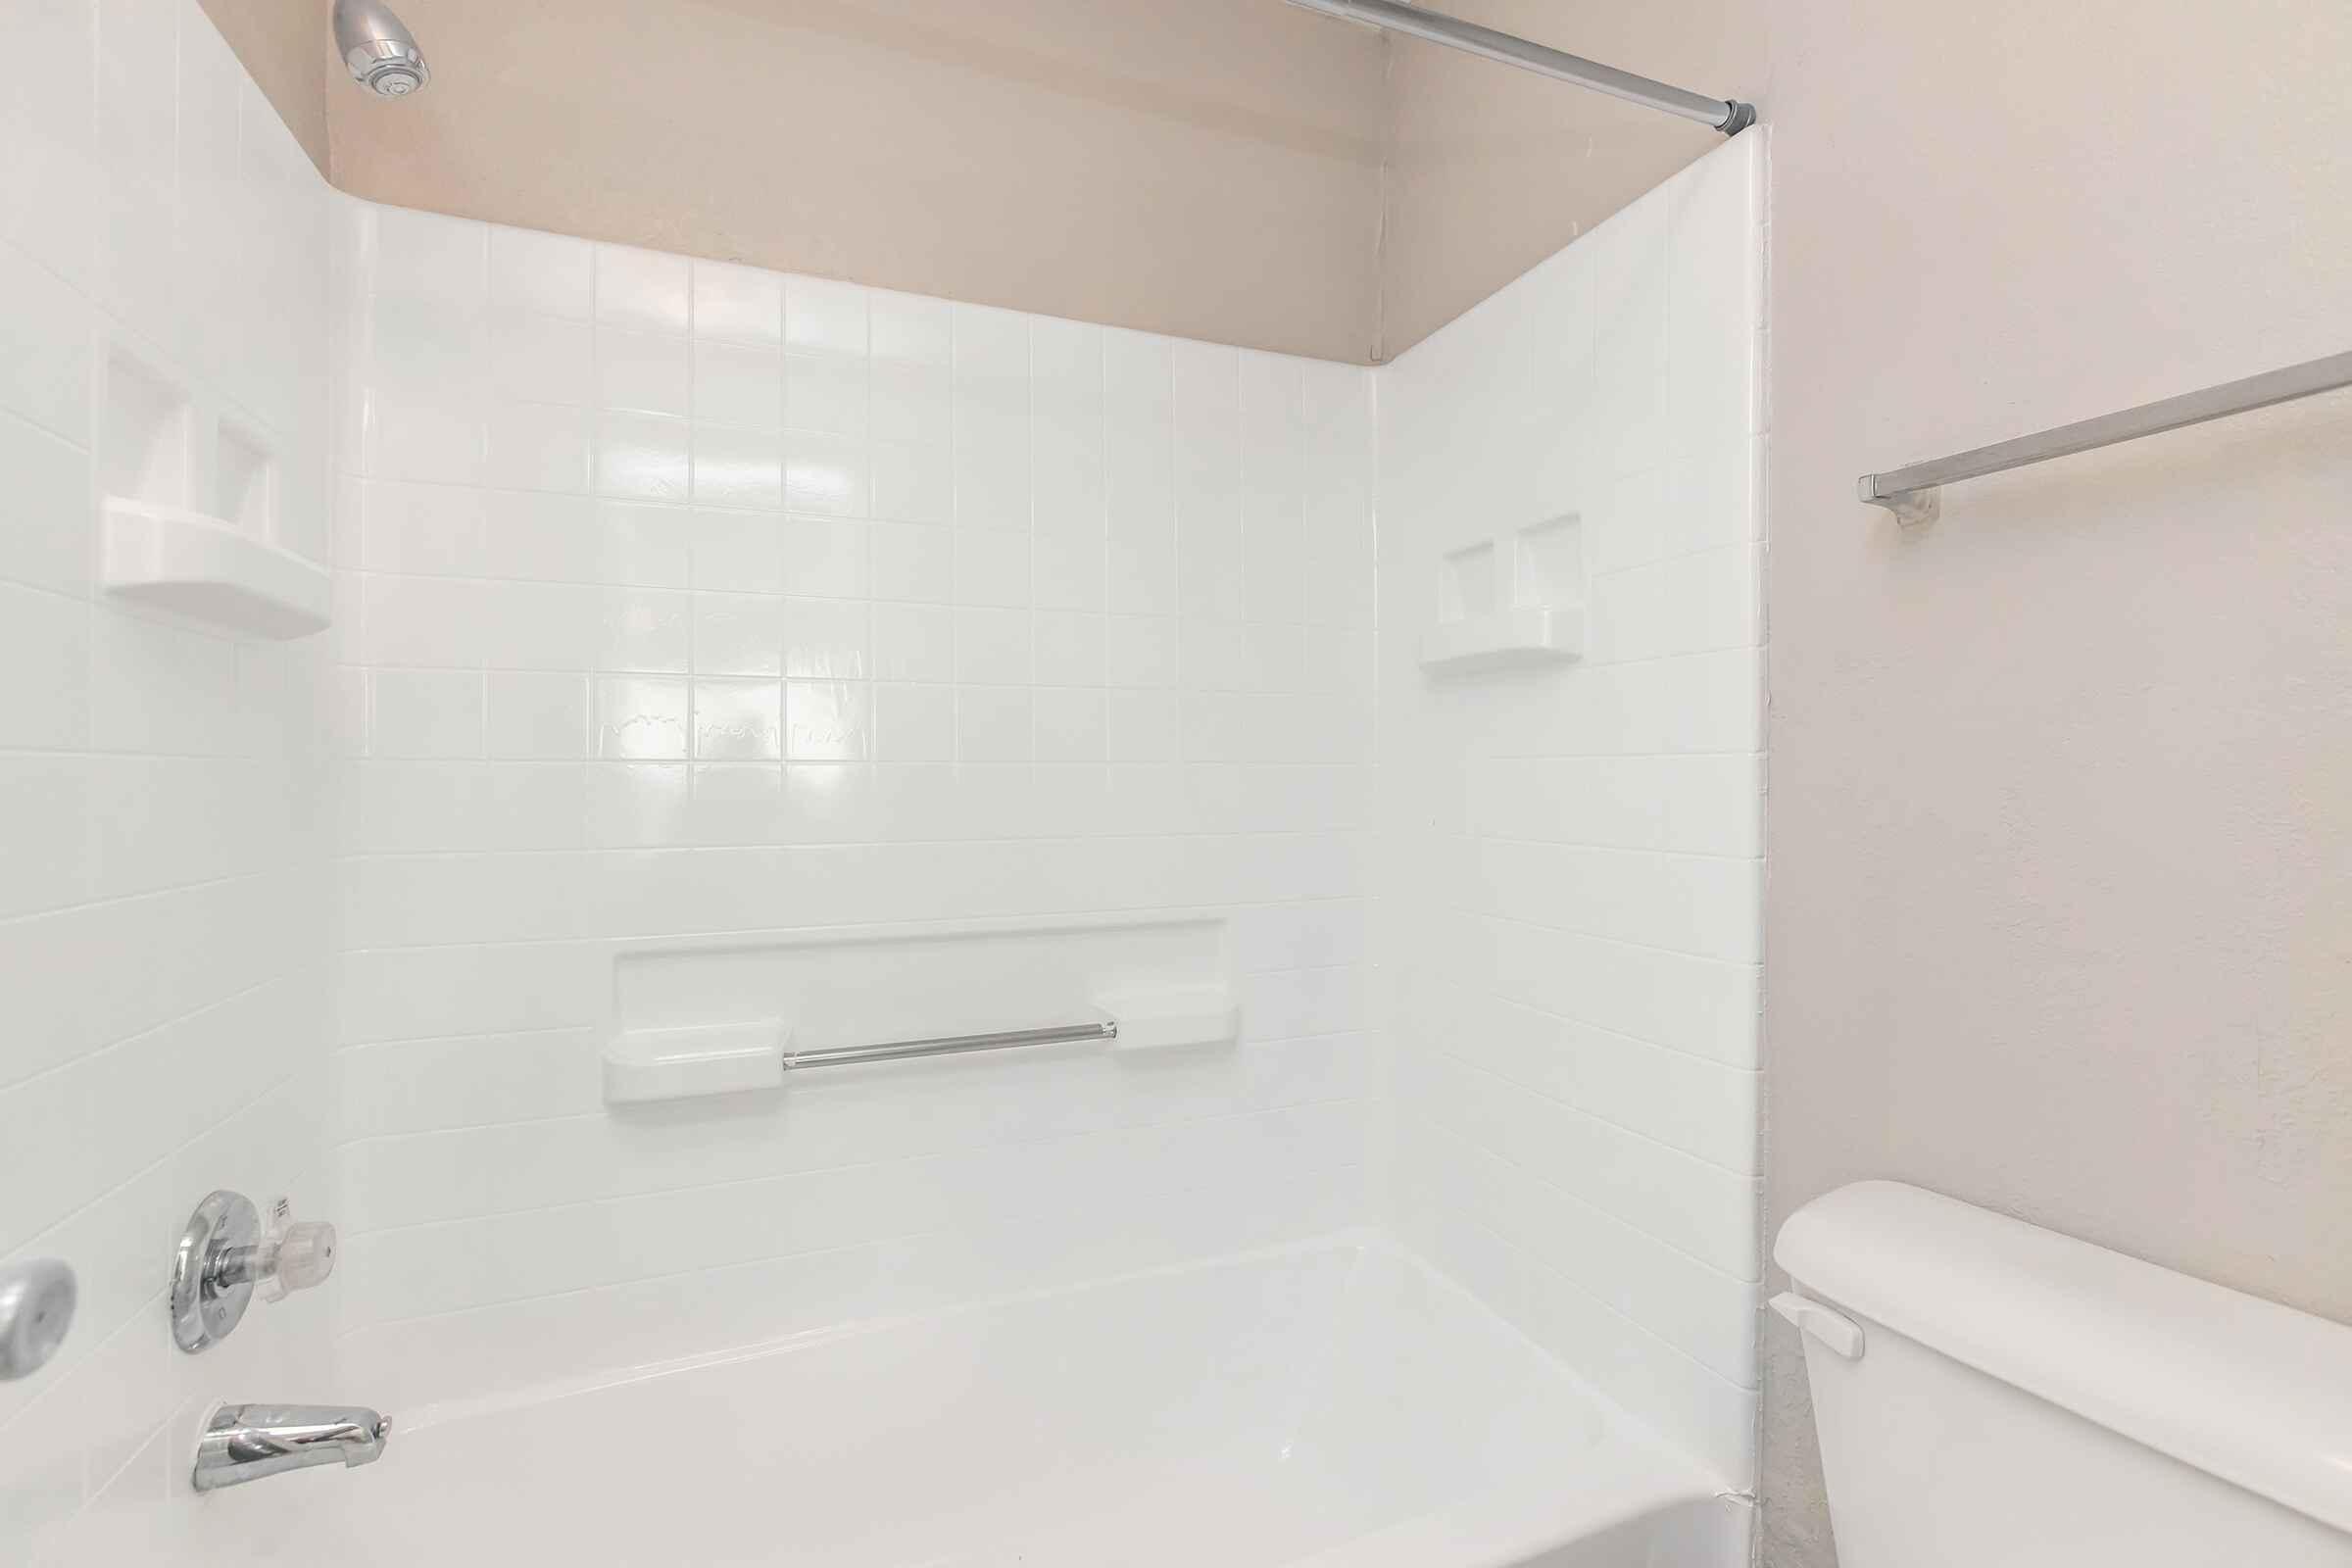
[[1774, 1182, 2352, 1567]]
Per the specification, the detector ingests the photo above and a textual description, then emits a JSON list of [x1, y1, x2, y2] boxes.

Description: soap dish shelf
[[101, 498, 330, 641], [1418, 607, 1584, 674]]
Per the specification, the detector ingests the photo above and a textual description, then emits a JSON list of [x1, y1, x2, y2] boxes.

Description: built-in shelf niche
[[1418, 514, 1586, 674], [96, 342, 328, 641], [215, 418, 275, 540], [103, 349, 190, 510]]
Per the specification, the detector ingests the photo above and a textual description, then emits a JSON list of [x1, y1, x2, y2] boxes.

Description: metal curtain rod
[[1859, 349, 2352, 524], [1284, 0, 1754, 134], [782, 1019, 1117, 1072]]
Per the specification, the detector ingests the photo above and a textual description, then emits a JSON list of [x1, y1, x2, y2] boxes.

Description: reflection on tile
[[595, 590, 691, 673], [594, 413, 689, 500], [787, 353, 868, 437], [594, 676, 690, 759], [694, 341, 784, 426], [596, 244, 691, 332], [784, 275, 868, 359], [784, 430, 870, 517], [597, 327, 691, 416], [782, 599, 870, 680], [692, 593, 785, 677], [784, 680, 870, 760], [692, 260, 783, 345], [692, 678, 782, 760], [692, 424, 784, 509]]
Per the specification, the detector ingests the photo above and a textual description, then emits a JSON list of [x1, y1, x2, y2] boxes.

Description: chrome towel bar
[[1859, 348, 2352, 524], [782, 1019, 1117, 1072]]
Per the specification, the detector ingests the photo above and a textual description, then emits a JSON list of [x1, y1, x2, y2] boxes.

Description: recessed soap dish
[[102, 499, 332, 641], [1418, 515, 1585, 674], [603, 1020, 789, 1104]]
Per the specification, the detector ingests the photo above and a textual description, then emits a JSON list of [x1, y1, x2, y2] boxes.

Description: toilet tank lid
[[1776, 1181, 2352, 1539]]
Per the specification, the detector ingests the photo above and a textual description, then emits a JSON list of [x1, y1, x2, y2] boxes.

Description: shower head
[[333, 0, 430, 99]]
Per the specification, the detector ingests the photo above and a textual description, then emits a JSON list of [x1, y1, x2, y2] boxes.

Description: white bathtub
[[98, 1237, 1744, 1566]]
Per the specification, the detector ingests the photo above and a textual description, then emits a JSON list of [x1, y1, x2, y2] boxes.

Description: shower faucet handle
[[171, 1192, 339, 1353]]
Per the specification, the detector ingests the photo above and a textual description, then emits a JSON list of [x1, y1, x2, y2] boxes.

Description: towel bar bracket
[[1858, 348, 2352, 523]]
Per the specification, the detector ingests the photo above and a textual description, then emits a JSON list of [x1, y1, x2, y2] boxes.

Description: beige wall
[[1762, 2, 2352, 1564], [197, 0, 1761, 364], [209, 0, 1390, 362], [197, 0, 330, 172], [1375, 0, 1762, 357]]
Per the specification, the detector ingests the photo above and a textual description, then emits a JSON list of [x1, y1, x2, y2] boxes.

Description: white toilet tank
[[1774, 1182, 2352, 1567]]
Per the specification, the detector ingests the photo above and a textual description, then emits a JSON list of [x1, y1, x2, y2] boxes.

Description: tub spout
[[191, 1402, 391, 1493]]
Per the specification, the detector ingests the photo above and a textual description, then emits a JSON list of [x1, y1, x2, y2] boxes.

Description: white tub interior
[[81, 1239, 1739, 1568]]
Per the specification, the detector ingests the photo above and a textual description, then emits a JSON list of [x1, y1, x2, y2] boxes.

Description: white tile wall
[[1375, 132, 1767, 1486], [3, 6, 1766, 1541], [0, 0, 338, 1546], [331, 204, 1383, 1409]]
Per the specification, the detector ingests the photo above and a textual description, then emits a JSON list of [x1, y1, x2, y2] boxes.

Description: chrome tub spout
[[192, 1402, 391, 1493]]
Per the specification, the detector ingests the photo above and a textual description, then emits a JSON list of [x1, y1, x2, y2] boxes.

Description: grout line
[[1444, 985, 1760, 1079], [1461, 906, 1763, 973], [0, 868, 275, 931], [0, 976, 284, 1102], [1417, 1107, 1757, 1297], [1429, 1039, 1758, 1182], [0, 1064, 303, 1278], [1466, 833, 1761, 863], [1454, 1204, 1758, 1396]]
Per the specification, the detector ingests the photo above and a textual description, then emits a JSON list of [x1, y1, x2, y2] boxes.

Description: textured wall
[[1761, 2, 2352, 1564], [1378, 135, 1765, 1487]]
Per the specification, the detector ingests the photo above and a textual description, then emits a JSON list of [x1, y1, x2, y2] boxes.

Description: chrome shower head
[[333, 0, 430, 99]]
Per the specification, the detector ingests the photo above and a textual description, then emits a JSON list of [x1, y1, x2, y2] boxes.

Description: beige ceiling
[[199, 0, 1750, 362]]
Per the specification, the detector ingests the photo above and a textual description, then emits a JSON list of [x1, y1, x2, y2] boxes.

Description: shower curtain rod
[[1284, 0, 1755, 134]]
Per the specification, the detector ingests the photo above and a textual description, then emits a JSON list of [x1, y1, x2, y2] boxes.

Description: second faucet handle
[[172, 1193, 339, 1353], [264, 1219, 338, 1298]]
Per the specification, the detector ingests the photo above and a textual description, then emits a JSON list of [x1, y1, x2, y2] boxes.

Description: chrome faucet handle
[[0, 1258, 75, 1381], [171, 1192, 338, 1353]]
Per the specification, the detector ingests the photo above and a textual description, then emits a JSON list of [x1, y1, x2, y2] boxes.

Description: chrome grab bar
[[783, 1019, 1117, 1072]]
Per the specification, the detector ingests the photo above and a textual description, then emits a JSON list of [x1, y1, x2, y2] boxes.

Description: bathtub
[[93, 1237, 1744, 1566]]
